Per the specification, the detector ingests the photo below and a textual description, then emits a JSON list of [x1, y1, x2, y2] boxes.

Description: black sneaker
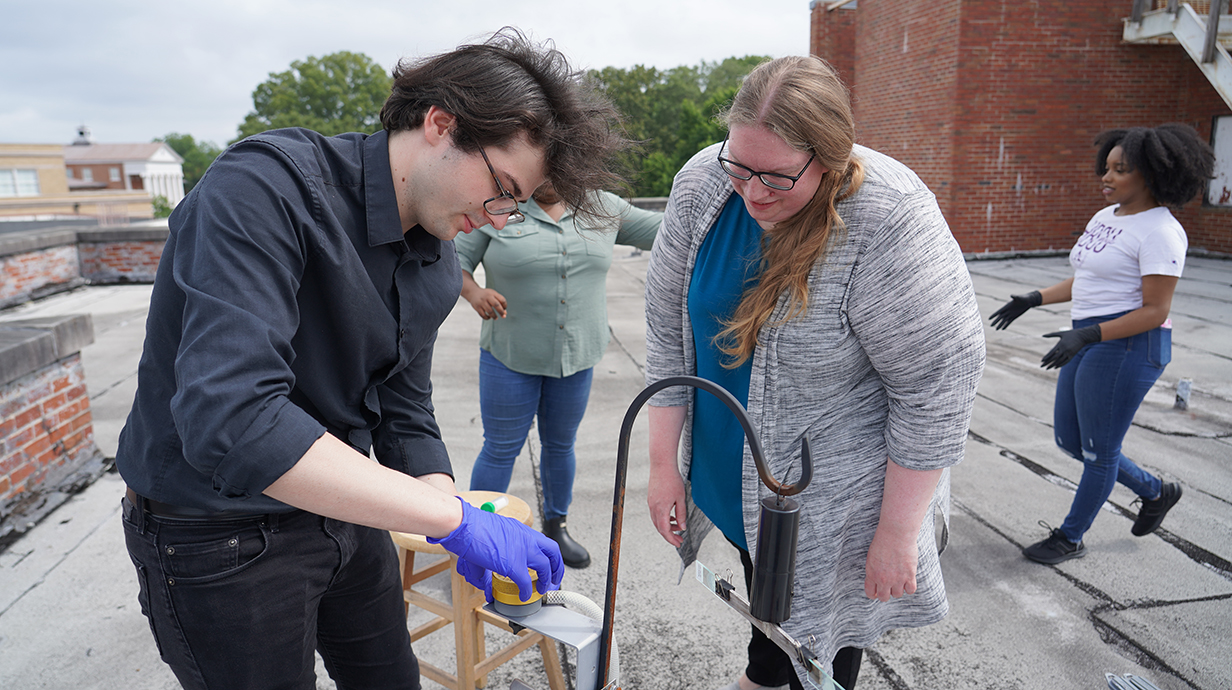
[[1131, 482, 1182, 537], [1023, 523, 1087, 564]]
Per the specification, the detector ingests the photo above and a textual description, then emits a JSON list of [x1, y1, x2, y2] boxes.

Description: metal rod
[[596, 376, 812, 690], [1131, 0, 1149, 24], [711, 575, 819, 674], [1203, 0, 1226, 64]]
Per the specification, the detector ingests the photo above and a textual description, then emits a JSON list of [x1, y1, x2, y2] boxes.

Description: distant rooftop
[[62, 142, 183, 164]]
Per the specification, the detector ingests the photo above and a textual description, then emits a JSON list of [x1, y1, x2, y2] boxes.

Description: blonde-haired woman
[[644, 56, 985, 690]]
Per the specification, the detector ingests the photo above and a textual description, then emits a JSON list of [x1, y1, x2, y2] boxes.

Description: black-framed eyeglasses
[[717, 134, 816, 191], [476, 142, 525, 225]]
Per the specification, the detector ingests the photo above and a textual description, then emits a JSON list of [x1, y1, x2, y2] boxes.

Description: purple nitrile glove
[[455, 558, 493, 600], [1041, 324, 1102, 370], [428, 496, 564, 600]]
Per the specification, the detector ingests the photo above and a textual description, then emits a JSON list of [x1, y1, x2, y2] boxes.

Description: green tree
[[234, 51, 392, 142], [700, 55, 768, 94], [157, 132, 222, 192], [151, 195, 173, 218], [590, 55, 768, 196]]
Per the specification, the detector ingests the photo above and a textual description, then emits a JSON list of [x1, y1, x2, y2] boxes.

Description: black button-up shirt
[[116, 128, 462, 513]]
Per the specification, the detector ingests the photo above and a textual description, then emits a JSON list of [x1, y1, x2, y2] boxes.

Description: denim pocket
[[160, 522, 268, 582], [1148, 327, 1172, 367]]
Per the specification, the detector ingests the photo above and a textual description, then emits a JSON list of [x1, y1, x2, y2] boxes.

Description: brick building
[[63, 126, 186, 208], [811, 0, 1232, 254], [0, 143, 153, 224]]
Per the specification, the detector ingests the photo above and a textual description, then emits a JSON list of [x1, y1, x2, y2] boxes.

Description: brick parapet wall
[[0, 224, 168, 307], [812, 1, 1231, 255], [0, 242, 84, 310], [77, 227, 170, 283], [0, 315, 101, 512]]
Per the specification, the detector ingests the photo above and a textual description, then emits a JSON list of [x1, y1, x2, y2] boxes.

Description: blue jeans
[[468, 349, 593, 520], [122, 497, 418, 690], [1054, 313, 1169, 543]]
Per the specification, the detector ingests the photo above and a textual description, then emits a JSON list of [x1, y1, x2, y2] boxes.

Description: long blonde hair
[[716, 56, 865, 368]]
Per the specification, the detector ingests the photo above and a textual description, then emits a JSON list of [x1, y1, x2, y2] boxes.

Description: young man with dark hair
[[116, 29, 627, 689]]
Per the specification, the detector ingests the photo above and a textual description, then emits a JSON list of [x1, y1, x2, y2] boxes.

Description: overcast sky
[[1, 0, 812, 148]]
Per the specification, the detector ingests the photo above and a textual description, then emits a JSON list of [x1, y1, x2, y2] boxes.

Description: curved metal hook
[[597, 375, 812, 690], [645, 376, 810, 495]]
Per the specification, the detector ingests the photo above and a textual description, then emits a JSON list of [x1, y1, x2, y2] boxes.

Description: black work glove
[[989, 291, 1042, 330], [1040, 324, 1101, 370]]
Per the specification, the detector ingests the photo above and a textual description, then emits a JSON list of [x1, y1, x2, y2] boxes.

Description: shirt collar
[[522, 196, 569, 226], [363, 129, 442, 262]]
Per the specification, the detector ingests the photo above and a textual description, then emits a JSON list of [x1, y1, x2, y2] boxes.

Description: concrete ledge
[[0, 314, 95, 385], [0, 224, 169, 259], [76, 226, 170, 243], [0, 229, 79, 258]]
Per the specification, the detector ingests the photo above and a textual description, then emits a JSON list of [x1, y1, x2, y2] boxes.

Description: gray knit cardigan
[[644, 142, 986, 676]]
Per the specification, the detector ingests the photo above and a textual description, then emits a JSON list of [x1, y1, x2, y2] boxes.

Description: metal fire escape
[[1123, 0, 1232, 107]]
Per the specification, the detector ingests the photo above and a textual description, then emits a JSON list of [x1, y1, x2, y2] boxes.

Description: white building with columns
[[63, 126, 186, 207]]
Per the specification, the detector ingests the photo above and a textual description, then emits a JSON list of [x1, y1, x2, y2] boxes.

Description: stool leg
[[452, 562, 479, 690], [400, 548, 415, 616], [539, 639, 566, 690], [472, 585, 488, 688]]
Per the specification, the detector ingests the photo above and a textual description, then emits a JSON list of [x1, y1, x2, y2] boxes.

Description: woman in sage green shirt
[[455, 186, 660, 567]]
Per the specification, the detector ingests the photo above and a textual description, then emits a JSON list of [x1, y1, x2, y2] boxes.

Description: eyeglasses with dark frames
[[717, 134, 816, 191], [475, 141, 526, 225]]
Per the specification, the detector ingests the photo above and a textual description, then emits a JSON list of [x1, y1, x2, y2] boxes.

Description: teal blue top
[[454, 191, 661, 377], [687, 195, 763, 550]]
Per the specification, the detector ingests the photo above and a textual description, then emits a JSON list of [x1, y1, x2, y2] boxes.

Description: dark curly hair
[[380, 28, 631, 225], [1094, 123, 1215, 208]]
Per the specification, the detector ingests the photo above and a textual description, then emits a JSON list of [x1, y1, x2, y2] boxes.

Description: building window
[[1208, 115, 1232, 207], [109, 167, 121, 182], [0, 169, 40, 197], [66, 168, 74, 179], [82, 168, 93, 182]]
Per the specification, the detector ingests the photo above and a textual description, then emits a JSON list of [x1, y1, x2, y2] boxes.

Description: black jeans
[[735, 542, 862, 690], [122, 496, 419, 689]]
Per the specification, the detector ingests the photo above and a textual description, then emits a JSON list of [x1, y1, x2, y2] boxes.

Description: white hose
[[542, 590, 619, 687], [542, 590, 603, 619]]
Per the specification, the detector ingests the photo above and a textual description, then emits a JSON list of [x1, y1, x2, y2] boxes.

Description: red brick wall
[[0, 354, 95, 502], [1, 228, 167, 306], [0, 245, 79, 305], [850, 0, 961, 229], [79, 241, 165, 282], [810, 3, 857, 92], [1172, 81, 1232, 254], [812, 1, 1232, 254]]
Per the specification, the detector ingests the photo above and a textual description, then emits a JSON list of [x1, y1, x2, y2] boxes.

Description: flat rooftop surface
[[1, 253, 1229, 690]]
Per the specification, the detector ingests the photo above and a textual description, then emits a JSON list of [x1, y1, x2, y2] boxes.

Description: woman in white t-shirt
[[989, 123, 1214, 565]]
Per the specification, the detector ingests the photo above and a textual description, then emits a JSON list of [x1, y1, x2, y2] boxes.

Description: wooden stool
[[390, 491, 565, 690]]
